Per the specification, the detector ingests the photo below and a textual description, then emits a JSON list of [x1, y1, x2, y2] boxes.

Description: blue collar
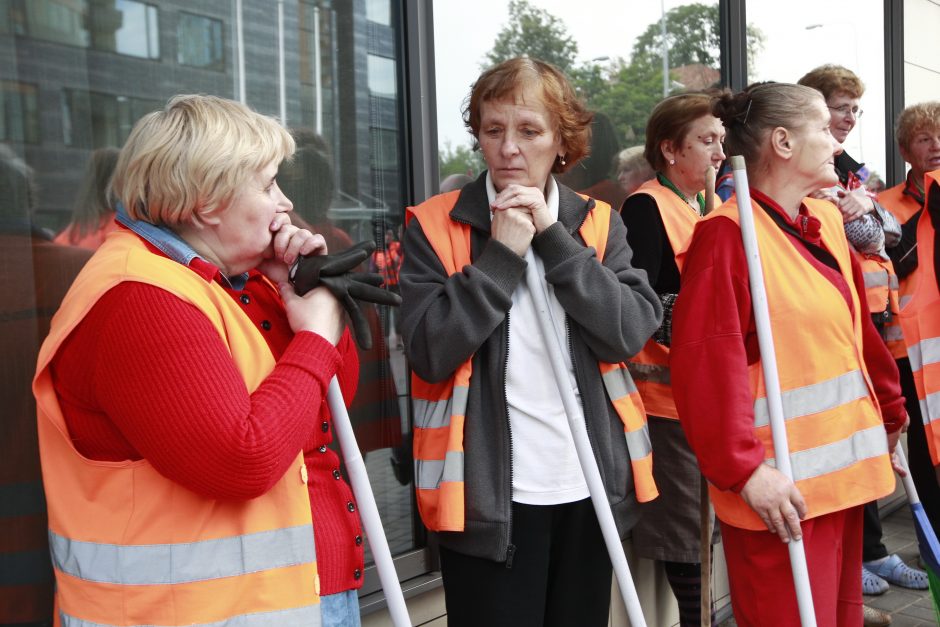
[[115, 203, 248, 290]]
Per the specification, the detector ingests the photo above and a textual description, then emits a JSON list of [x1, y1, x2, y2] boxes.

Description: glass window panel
[[367, 54, 396, 97], [24, 0, 90, 47], [434, 1, 718, 205], [1, 81, 40, 143], [365, 0, 390, 26], [178, 11, 224, 71], [90, 0, 160, 59], [745, 0, 887, 183], [0, 3, 417, 621]]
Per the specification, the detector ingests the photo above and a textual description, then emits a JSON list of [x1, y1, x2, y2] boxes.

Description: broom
[[893, 446, 940, 622]]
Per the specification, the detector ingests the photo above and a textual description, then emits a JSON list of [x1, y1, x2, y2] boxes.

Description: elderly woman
[[620, 91, 725, 627], [880, 103, 940, 538], [799, 66, 927, 604], [399, 57, 661, 627], [34, 95, 364, 627], [670, 83, 906, 626], [615, 145, 654, 197]]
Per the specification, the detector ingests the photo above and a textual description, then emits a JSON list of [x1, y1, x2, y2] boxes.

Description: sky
[[433, 0, 888, 178]]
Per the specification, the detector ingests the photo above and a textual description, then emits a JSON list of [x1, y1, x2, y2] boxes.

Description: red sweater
[[50, 249, 365, 596], [671, 191, 906, 494]]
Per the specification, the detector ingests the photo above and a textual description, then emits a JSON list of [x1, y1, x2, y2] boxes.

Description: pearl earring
[[560, 155, 566, 166], [669, 159, 675, 165]]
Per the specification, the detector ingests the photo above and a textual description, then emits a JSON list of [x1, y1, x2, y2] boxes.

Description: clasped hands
[[490, 184, 555, 256]]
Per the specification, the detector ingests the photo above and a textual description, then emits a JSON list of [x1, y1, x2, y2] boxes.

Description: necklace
[[657, 172, 705, 216]]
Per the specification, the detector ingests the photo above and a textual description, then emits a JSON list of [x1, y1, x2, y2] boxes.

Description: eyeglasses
[[828, 104, 864, 119]]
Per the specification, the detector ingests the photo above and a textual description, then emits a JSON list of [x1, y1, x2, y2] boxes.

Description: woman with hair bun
[[670, 83, 907, 625]]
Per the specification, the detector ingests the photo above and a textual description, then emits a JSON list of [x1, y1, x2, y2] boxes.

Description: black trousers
[[440, 498, 613, 627]]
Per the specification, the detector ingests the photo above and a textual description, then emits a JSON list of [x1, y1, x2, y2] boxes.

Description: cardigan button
[[318, 445, 327, 453], [333, 469, 341, 480], [321, 421, 329, 433], [261, 320, 272, 331], [240, 294, 250, 305], [355, 535, 363, 546], [347, 501, 356, 512], [353, 569, 362, 580]]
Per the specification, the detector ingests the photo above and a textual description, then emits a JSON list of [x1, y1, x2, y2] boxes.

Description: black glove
[[289, 240, 403, 350], [289, 240, 374, 295]]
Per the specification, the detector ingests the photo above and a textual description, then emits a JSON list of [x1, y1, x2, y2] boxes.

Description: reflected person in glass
[[671, 82, 906, 626], [34, 94, 365, 627], [620, 91, 726, 627], [400, 57, 662, 627]]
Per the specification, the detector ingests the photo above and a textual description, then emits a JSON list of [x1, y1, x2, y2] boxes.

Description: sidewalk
[[865, 505, 938, 626], [718, 505, 938, 626]]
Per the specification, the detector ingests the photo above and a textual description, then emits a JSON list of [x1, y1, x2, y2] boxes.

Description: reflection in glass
[[0, 0, 417, 603], [178, 11, 224, 71], [0, 81, 39, 143]]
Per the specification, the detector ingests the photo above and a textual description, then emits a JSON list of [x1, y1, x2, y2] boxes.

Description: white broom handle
[[731, 155, 817, 627], [328, 378, 412, 627], [894, 446, 921, 506], [523, 249, 648, 627]]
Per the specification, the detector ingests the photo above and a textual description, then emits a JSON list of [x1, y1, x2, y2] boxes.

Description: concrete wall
[[904, 0, 940, 105]]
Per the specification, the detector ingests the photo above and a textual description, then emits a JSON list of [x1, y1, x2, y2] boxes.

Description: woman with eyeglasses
[[671, 82, 905, 626], [799, 66, 929, 613]]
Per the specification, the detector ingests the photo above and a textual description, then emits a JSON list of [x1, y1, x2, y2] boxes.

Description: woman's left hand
[[887, 414, 910, 475], [491, 184, 555, 233], [836, 188, 875, 223]]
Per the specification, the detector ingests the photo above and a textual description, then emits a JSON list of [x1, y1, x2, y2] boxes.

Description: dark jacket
[[400, 173, 661, 562]]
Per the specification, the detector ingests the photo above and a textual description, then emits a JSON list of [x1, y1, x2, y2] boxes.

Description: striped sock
[[663, 560, 716, 627]]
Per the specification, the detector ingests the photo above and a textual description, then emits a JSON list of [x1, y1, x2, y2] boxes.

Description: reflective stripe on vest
[[59, 604, 321, 627], [879, 182, 922, 328], [858, 254, 905, 359], [703, 197, 894, 530], [49, 525, 316, 586], [625, 179, 700, 420], [406, 191, 658, 531], [34, 231, 320, 626], [899, 174, 940, 464]]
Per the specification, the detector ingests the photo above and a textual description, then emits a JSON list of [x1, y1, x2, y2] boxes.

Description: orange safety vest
[[33, 231, 321, 627], [625, 179, 700, 419], [405, 192, 658, 532], [898, 170, 940, 466], [879, 181, 924, 313], [703, 197, 894, 530], [855, 253, 905, 359]]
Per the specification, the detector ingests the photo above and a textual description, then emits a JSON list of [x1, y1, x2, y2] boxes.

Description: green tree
[[631, 3, 764, 74], [484, 0, 578, 72], [438, 141, 485, 179]]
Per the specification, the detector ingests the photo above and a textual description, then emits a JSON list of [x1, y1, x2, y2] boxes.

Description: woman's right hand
[[278, 282, 345, 345], [740, 463, 807, 543], [491, 206, 536, 256]]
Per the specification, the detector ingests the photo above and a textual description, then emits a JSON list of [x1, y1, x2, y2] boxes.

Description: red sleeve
[[62, 282, 342, 500], [849, 255, 907, 431], [309, 328, 361, 448], [671, 217, 766, 492]]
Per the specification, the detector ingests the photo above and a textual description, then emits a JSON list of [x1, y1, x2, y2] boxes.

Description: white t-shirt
[[486, 173, 589, 505]]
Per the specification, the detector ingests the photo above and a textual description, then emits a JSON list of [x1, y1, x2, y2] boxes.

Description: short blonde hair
[[111, 94, 294, 226], [896, 102, 940, 153], [463, 57, 593, 173], [616, 146, 651, 177]]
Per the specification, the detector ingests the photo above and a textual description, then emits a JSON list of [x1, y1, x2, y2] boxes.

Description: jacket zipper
[[450, 213, 517, 569], [503, 309, 516, 569]]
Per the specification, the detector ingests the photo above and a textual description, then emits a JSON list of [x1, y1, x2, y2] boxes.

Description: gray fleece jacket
[[400, 173, 662, 563]]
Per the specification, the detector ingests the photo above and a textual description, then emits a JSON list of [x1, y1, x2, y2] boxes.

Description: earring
[[560, 155, 566, 166], [669, 159, 675, 165]]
